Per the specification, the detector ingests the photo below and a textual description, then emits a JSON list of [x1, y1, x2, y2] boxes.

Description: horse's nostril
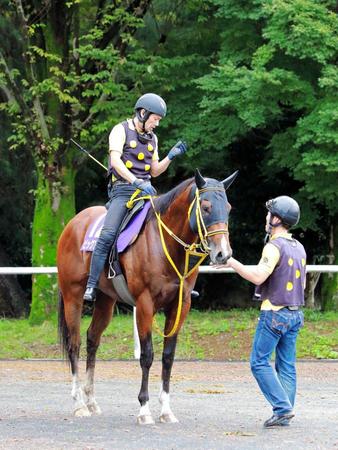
[[216, 252, 224, 262]]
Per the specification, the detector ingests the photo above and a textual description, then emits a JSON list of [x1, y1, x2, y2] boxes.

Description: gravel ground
[[0, 360, 337, 450]]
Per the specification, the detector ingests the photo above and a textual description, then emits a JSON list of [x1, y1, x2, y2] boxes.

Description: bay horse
[[57, 169, 238, 424]]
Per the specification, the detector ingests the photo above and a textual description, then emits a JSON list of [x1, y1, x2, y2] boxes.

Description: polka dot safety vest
[[255, 237, 306, 307], [110, 120, 157, 182]]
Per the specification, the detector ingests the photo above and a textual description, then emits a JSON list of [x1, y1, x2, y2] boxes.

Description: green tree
[[0, 0, 154, 323], [193, 0, 338, 308]]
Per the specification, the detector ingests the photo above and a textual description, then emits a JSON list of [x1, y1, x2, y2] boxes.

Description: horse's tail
[[58, 289, 70, 363]]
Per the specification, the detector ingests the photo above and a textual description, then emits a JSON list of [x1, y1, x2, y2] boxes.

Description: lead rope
[[127, 188, 226, 338], [148, 195, 209, 337]]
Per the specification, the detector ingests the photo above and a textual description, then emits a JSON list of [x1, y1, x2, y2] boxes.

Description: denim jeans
[[250, 308, 304, 416], [86, 183, 138, 289]]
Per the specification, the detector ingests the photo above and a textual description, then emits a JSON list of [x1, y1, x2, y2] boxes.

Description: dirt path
[[0, 360, 337, 449]]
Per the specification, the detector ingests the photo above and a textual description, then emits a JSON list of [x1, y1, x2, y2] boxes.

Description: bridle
[[188, 186, 229, 253], [126, 184, 230, 337]]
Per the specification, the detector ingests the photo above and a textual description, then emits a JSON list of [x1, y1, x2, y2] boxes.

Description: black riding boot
[[83, 250, 108, 302], [84, 229, 117, 302]]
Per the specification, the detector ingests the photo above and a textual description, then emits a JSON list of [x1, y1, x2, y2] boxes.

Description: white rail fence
[[1, 265, 337, 359], [1, 265, 338, 275]]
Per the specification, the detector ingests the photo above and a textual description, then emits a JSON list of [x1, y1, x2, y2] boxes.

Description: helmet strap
[[264, 217, 282, 244], [135, 109, 151, 133], [132, 118, 154, 144]]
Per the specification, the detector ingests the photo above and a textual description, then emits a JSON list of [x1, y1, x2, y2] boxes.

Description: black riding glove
[[167, 140, 188, 160], [132, 179, 157, 196]]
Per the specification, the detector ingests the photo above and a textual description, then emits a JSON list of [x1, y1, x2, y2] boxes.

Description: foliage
[[0, 0, 337, 318], [0, 0, 159, 322], [195, 0, 338, 221], [144, 0, 338, 306]]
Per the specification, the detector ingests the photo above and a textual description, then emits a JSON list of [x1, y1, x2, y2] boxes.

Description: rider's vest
[[255, 237, 306, 307], [110, 120, 157, 182]]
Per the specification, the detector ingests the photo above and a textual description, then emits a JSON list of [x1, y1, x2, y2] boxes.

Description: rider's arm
[[110, 151, 137, 183], [225, 243, 280, 285], [151, 156, 171, 177], [109, 123, 137, 184], [150, 136, 172, 177]]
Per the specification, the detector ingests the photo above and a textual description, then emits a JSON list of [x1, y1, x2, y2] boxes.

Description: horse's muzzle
[[209, 240, 232, 264], [213, 250, 232, 265]]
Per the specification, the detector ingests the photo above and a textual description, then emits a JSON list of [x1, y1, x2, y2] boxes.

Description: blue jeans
[[86, 183, 137, 289], [250, 308, 304, 416]]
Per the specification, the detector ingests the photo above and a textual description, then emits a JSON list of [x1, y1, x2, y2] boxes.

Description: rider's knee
[[97, 228, 117, 248]]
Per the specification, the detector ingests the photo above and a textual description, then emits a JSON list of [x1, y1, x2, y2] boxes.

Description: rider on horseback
[[83, 93, 188, 302]]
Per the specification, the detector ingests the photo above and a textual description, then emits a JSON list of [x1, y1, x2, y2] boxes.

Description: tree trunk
[[321, 221, 338, 311], [29, 166, 76, 324], [304, 273, 321, 309], [0, 247, 29, 317]]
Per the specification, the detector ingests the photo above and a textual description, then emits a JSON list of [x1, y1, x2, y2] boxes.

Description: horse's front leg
[[84, 294, 114, 415], [136, 299, 155, 425], [159, 334, 179, 423], [159, 296, 191, 423]]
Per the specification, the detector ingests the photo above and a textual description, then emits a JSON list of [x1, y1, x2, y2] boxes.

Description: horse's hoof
[[137, 414, 155, 425], [159, 413, 179, 423], [74, 406, 91, 417], [87, 403, 102, 415]]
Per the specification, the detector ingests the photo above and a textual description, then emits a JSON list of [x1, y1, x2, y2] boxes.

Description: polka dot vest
[[256, 237, 306, 307], [110, 120, 156, 181]]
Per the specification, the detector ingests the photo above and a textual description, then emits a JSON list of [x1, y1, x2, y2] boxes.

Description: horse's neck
[[161, 188, 196, 245]]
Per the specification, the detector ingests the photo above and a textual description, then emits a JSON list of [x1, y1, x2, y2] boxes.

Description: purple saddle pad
[[80, 202, 151, 253]]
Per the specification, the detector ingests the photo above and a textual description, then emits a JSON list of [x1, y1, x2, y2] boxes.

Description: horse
[[57, 169, 238, 424]]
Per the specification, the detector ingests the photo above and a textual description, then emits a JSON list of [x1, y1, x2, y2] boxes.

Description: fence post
[[133, 306, 141, 359]]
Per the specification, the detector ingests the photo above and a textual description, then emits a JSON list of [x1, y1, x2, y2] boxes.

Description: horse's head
[[189, 169, 238, 264]]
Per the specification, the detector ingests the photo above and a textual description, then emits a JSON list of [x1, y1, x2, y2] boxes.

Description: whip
[[70, 138, 107, 171]]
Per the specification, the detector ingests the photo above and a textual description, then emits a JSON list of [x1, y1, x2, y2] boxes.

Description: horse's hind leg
[[61, 292, 91, 417], [84, 293, 114, 415]]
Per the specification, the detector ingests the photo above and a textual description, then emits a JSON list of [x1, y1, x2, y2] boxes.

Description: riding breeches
[[86, 183, 138, 289]]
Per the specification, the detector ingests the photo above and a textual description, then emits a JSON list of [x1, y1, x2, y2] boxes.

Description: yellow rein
[[127, 187, 228, 337]]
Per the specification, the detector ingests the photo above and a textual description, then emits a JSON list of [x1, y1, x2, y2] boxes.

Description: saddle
[[80, 200, 151, 254], [81, 200, 151, 307]]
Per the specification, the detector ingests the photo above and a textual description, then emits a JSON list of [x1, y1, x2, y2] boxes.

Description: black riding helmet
[[134, 93, 167, 132], [266, 196, 300, 227]]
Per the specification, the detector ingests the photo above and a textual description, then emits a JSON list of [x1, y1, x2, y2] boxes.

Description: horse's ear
[[195, 169, 207, 189], [222, 170, 239, 191]]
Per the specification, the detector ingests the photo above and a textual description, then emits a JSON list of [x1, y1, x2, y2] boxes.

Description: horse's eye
[[202, 204, 211, 214]]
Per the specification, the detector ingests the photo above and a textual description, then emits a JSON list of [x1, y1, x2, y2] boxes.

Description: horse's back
[[57, 206, 106, 287]]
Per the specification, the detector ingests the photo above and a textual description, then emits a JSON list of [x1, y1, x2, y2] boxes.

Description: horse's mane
[[148, 178, 194, 220]]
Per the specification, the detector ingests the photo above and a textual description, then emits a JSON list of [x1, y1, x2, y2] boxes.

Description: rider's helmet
[[134, 93, 167, 125], [266, 196, 300, 227]]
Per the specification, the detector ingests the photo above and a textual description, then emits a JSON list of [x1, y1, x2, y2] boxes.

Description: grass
[[0, 309, 337, 360]]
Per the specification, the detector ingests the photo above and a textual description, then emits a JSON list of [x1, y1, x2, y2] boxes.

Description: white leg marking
[[137, 401, 154, 425], [159, 388, 178, 423], [84, 367, 102, 415], [72, 375, 91, 417]]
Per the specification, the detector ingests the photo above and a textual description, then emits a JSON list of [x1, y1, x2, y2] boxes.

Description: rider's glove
[[132, 178, 157, 196], [167, 140, 188, 161]]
